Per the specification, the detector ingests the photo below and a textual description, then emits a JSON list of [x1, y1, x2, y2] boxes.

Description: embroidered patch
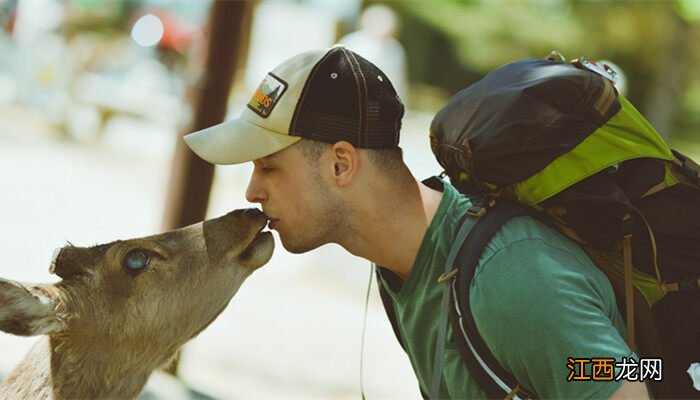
[[247, 73, 288, 118]]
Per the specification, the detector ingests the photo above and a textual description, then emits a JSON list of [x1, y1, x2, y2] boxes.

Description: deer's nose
[[234, 208, 265, 219]]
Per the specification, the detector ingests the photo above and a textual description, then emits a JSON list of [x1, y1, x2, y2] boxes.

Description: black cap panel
[[290, 47, 403, 149]]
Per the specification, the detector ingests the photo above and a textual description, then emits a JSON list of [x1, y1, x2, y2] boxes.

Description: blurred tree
[[381, 0, 699, 141], [62, 0, 139, 38], [643, 7, 691, 139]]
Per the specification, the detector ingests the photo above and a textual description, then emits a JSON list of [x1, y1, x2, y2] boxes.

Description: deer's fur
[[0, 208, 273, 399]]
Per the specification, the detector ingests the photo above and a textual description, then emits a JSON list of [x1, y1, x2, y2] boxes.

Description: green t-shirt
[[378, 179, 635, 399]]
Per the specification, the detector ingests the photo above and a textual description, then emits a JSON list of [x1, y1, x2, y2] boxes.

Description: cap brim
[[184, 118, 301, 165]]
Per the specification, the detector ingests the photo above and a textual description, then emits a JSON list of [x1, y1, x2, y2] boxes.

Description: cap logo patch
[[247, 72, 288, 118]]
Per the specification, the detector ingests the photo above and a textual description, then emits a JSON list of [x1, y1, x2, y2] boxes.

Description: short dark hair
[[296, 138, 405, 173]]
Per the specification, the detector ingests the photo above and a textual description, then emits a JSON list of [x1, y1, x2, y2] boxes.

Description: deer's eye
[[123, 250, 150, 273]]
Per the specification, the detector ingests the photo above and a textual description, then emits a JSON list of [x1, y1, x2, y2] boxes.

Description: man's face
[[245, 143, 349, 254]]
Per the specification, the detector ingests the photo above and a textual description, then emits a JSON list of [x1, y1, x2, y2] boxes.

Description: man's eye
[[261, 167, 274, 173]]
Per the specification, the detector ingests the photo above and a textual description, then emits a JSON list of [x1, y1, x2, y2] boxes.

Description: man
[[184, 46, 648, 399]]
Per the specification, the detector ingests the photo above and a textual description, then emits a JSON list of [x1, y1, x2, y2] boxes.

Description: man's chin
[[281, 242, 314, 254], [279, 236, 321, 254]]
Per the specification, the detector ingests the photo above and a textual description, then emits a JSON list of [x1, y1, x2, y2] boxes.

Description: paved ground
[[0, 106, 442, 399]]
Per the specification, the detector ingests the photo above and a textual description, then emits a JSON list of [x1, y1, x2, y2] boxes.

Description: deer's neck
[[3, 335, 174, 400]]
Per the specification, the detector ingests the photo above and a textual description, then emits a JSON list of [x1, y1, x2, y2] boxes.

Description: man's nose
[[245, 176, 266, 203]]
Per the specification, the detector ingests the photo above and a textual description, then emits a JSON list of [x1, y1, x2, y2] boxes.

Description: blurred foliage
[[62, 0, 140, 38], [59, 0, 206, 73], [380, 0, 700, 142]]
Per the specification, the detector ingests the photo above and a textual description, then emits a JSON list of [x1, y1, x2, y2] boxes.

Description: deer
[[0, 208, 273, 399]]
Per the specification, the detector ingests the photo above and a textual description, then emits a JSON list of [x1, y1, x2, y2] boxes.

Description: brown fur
[[0, 209, 273, 399]]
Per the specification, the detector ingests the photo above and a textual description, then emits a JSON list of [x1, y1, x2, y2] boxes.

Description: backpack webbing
[[448, 201, 533, 399]]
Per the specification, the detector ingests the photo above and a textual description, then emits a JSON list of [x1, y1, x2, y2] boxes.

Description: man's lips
[[262, 211, 278, 230]]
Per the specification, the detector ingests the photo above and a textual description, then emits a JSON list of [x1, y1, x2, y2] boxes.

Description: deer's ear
[[0, 279, 63, 336], [50, 246, 88, 279]]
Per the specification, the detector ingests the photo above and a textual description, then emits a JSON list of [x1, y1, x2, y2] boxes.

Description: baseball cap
[[184, 45, 404, 165]]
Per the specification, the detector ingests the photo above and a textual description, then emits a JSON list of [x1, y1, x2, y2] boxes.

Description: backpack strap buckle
[[571, 56, 620, 85], [620, 214, 634, 237], [467, 197, 498, 218], [437, 268, 459, 284], [467, 204, 487, 217], [505, 383, 535, 400]]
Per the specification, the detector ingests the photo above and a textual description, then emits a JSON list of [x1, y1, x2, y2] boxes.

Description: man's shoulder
[[432, 183, 597, 278], [480, 213, 592, 272], [436, 181, 604, 285], [465, 221, 630, 399], [470, 212, 616, 312]]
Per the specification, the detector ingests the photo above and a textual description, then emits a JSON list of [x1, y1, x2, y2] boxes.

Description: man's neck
[[340, 178, 443, 282]]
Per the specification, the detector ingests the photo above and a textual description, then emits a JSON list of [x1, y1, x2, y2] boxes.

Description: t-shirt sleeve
[[469, 238, 635, 399]]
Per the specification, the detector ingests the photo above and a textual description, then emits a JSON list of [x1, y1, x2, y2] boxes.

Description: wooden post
[[161, 0, 253, 376], [163, 0, 252, 231]]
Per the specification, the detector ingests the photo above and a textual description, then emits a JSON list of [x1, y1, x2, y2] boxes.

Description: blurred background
[[0, 0, 698, 399]]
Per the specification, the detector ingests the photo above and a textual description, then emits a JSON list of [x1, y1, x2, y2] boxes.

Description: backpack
[[378, 53, 700, 399]]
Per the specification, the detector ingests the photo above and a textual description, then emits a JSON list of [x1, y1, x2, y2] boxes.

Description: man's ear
[[329, 141, 358, 187], [0, 279, 64, 336]]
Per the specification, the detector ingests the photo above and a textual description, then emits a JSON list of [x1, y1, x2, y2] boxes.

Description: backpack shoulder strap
[[375, 267, 404, 348], [448, 200, 536, 399]]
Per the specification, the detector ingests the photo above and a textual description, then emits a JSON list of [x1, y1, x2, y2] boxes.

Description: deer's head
[[0, 208, 273, 357]]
